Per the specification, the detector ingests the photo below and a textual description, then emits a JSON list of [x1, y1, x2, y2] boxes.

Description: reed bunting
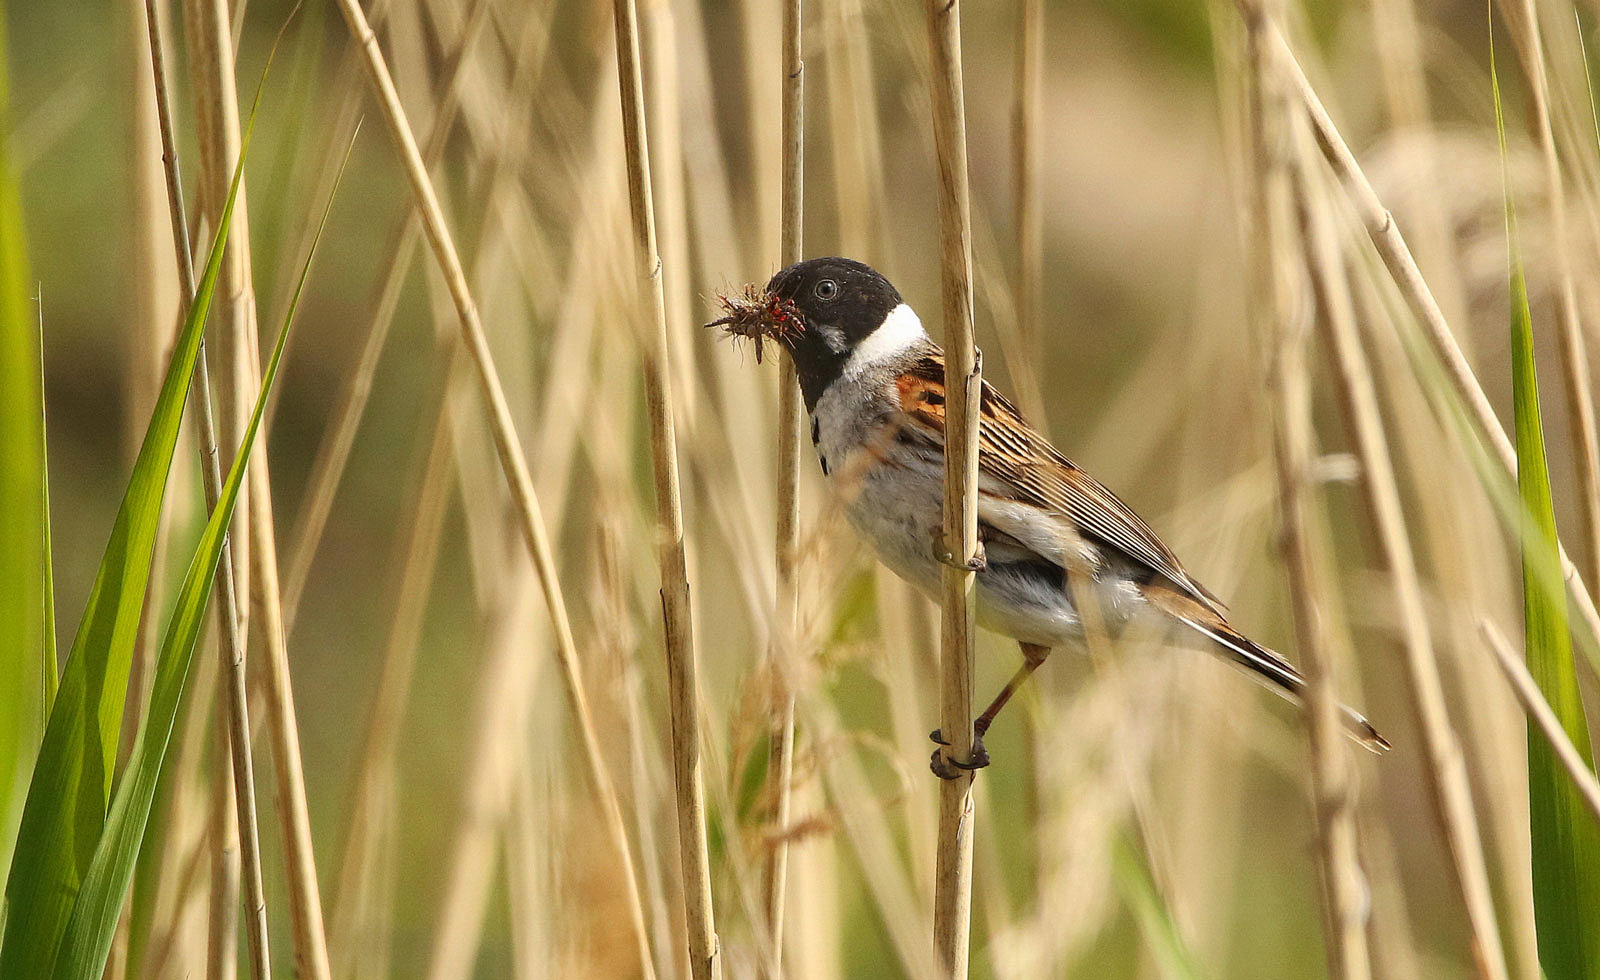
[[710, 257, 1389, 778]]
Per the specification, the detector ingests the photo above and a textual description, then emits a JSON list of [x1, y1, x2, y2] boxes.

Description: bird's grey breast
[[810, 369, 898, 477]]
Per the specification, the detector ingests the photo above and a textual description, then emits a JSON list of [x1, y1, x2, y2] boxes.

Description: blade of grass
[[1507, 0, 1600, 610], [1494, 30, 1600, 973], [0, 46, 259, 980], [0, 0, 44, 890], [49, 141, 342, 978], [39, 304, 55, 712]]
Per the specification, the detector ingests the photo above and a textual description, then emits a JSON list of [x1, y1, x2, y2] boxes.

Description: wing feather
[[892, 350, 1223, 612]]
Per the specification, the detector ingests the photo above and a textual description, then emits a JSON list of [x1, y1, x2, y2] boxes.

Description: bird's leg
[[930, 642, 1051, 778]]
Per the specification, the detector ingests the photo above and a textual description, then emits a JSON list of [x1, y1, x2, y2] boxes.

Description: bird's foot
[[933, 531, 986, 572], [928, 730, 990, 779]]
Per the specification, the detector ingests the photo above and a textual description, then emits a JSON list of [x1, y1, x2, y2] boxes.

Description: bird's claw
[[934, 533, 987, 572], [928, 733, 990, 780]]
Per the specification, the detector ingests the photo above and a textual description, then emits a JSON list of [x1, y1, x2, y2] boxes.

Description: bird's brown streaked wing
[[893, 350, 1224, 612]]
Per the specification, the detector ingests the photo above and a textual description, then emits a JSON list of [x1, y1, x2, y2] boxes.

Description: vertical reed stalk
[[1368, 0, 1471, 329], [1250, 13, 1509, 980], [207, 724, 240, 980], [607, 0, 719, 973], [1286, 137, 1377, 980], [925, 0, 981, 974], [1010, 0, 1044, 424], [328, 2, 658, 976], [1249, 27, 1371, 973], [156, 1, 271, 975], [1510, 0, 1600, 600], [1271, 22, 1600, 649], [763, 0, 803, 972]]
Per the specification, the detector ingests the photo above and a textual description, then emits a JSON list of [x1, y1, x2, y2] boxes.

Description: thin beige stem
[[1288, 156, 1377, 980], [1368, 0, 1470, 331], [1481, 621, 1600, 824], [328, 2, 657, 976], [1270, 20, 1600, 653], [1251, 28, 1372, 974], [925, 0, 980, 974], [1009, 0, 1044, 424], [248, 468, 332, 980], [158, 0, 271, 974], [763, 0, 803, 972], [208, 716, 241, 980], [1510, 0, 1600, 602], [182, 0, 254, 635], [185, 1, 327, 974], [606, 0, 718, 972], [1247, 12, 1509, 980]]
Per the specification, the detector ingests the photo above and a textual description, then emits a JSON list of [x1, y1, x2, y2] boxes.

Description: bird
[[709, 256, 1389, 779]]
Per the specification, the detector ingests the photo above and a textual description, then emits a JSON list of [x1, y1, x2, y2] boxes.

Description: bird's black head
[[763, 257, 912, 409]]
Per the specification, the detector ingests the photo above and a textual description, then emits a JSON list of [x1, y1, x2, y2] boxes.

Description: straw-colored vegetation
[[5, 0, 1600, 977]]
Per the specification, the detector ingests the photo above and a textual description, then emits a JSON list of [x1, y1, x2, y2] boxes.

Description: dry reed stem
[[1480, 621, 1600, 823], [1288, 145, 1381, 980], [1368, 0, 1471, 331], [821, 0, 890, 262], [606, 0, 719, 973], [1510, 0, 1600, 601], [328, 2, 658, 975], [150, 1, 272, 975], [282, 0, 494, 623], [1010, 0, 1044, 425], [641, 0, 698, 439], [116, 6, 180, 963], [1248, 12, 1510, 980], [184, 1, 330, 973], [924, 0, 981, 973], [124, 0, 179, 784], [762, 0, 804, 971], [207, 719, 241, 980], [1252, 38, 1372, 974], [246, 429, 334, 980], [182, 0, 254, 637], [1270, 21, 1600, 651]]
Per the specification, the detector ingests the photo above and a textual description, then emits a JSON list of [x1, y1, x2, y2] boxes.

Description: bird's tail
[[1139, 582, 1391, 753]]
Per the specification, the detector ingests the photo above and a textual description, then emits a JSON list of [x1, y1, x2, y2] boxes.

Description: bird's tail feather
[[1139, 582, 1390, 753]]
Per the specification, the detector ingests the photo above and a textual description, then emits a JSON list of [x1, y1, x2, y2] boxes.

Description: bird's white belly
[[838, 457, 1092, 649]]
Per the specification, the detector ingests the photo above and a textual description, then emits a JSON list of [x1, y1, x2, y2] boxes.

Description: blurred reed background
[[6, 0, 1600, 975]]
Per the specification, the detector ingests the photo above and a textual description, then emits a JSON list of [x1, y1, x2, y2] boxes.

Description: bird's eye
[[813, 278, 839, 301]]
